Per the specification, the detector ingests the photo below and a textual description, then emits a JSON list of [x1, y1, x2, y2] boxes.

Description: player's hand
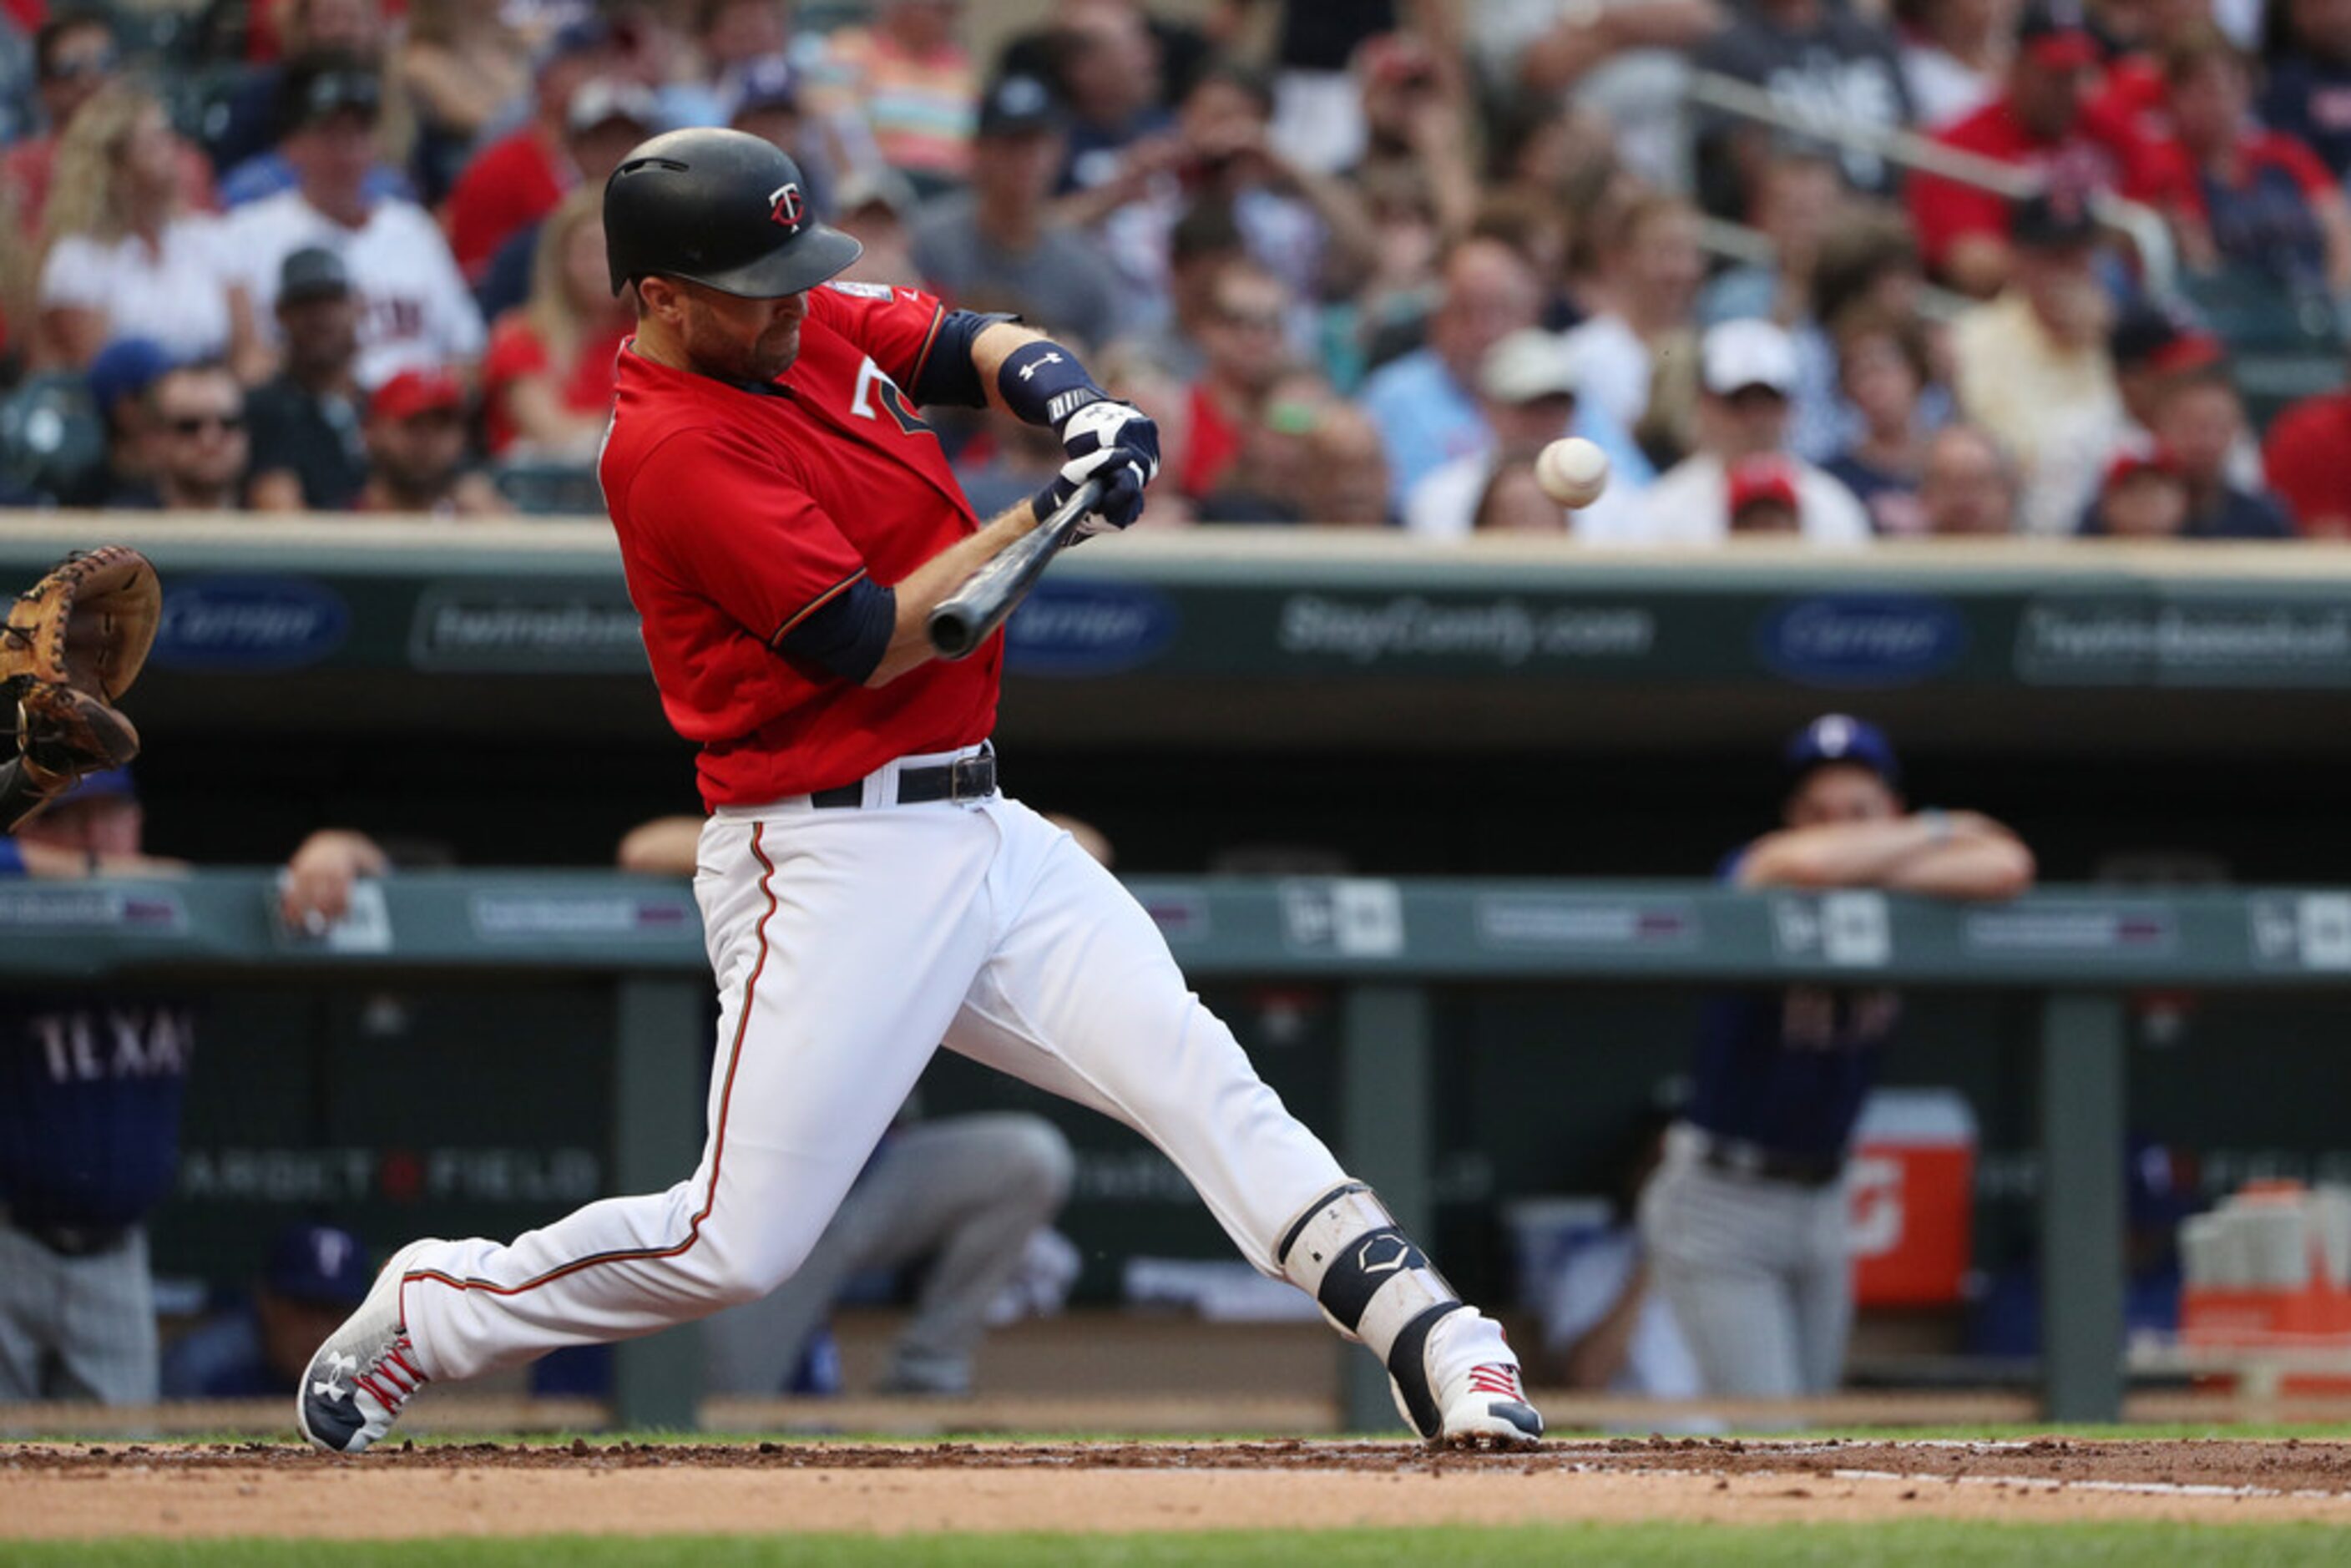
[[1040, 401, 1160, 539], [281, 829, 390, 932]]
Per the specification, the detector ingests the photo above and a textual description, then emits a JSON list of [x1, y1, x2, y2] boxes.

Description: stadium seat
[[2181, 270, 2348, 430]]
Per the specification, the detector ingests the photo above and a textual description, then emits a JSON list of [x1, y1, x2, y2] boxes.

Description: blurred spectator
[[910, 73, 1123, 346], [1471, 0, 1723, 190], [394, 0, 529, 205], [953, 406, 1069, 518], [118, 362, 249, 512], [1, 11, 215, 235], [354, 367, 507, 515], [1170, 62, 1378, 310], [1132, 199, 1246, 382], [1895, 0, 2015, 129], [1821, 306, 1936, 536], [2261, 0, 2351, 182], [2162, 25, 2351, 296], [1792, 207, 1941, 463], [2095, 0, 2224, 135], [1358, 236, 1541, 503], [1297, 402, 1393, 527], [473, 78, 660, 321], [1949, 192, 2123, 534], [1345, 31, 1479, 240], [1322, 162, 1443, 387], [443, 20, 611, 283], [832, 167, 925, 288], [0, 767, 190, 1406], [246, 247, 367, 511], [1607, 318, 1873, 545], [1699, 153, 1845, 333], [1561, 192, 1702, 457], [211, 0, 390, 181], [1178, 258, 1294, 501], [1231, 1, 1408, 175], [2083, 437, 2193, 535], [1725, 453, 1803, 534], [161, 1224, 372, 1398], [2108, 295, 2227, 431], [2263, 361, 2351, 536], [1909, 3, 2182, 296], [802, 0, 977, 194], [1407, 327, 1641, 540], [1197, 364, 1334, 522], [1042, 0, 1176, 191], [58, 336, 170, 508], [482, 190, 629, 458], [726, 55, 840, 221], [1470, 457, 1570, 532], [2144, 367, 2295, 536], [1692, 0, 1915, 215], [229, 56, 487, 388], [34, 83, 260, 376], [1918, 422, 2023, 535]]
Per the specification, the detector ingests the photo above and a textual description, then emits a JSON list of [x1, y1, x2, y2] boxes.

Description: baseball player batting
[[296, 129, 1541, 1453]]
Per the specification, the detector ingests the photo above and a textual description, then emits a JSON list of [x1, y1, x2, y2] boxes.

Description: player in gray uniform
[[1640, 716, 2034, 1399]]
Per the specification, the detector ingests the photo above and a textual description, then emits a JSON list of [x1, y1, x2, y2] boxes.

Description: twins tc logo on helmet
[[768, 182, 805, 229]]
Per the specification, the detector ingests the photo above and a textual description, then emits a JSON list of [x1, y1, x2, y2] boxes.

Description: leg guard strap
[[1276, 1181, 1459, 1363]]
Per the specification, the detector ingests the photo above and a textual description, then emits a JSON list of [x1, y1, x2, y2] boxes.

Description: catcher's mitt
[[2, 546, 160, 802]]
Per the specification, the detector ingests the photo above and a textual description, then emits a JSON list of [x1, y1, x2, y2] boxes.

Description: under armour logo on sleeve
[[1017, 352, 1063, 382]]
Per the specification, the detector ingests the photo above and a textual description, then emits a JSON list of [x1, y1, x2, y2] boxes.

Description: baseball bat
[[925, 477, 1105, 660]]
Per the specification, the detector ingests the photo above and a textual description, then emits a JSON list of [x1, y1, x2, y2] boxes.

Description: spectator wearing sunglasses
[[112, 362, 250, 512], [1, 11, 215, 237]]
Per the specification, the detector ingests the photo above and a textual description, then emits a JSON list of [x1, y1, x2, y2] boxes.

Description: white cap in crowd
[[1479, 329, 1582, 406], [1701, 317, 1801, 397]]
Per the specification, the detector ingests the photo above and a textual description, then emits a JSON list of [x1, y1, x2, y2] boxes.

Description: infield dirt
[[9, 1438, 2351, 1538]]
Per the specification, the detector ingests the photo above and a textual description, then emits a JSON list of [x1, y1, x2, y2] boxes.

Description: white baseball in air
[[1534, 437, 1610, 509]]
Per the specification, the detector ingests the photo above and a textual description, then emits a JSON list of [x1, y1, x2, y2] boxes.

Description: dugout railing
[[8, 870, 2343, 1430]]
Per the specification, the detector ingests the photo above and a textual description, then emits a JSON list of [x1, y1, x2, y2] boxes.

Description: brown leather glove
[[2, 546, 159, 826]]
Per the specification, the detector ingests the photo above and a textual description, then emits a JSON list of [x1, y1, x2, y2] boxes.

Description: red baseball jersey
[[599, 281, 999, 808]]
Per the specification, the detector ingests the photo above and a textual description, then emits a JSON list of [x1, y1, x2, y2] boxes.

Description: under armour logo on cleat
[[313, 1378, 346, 1399], [327, 1352, 358, 1374], [1018, 352, 1063, 381]]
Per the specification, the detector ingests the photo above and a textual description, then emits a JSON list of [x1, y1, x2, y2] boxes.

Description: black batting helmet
[[603, 128, 862, 298]]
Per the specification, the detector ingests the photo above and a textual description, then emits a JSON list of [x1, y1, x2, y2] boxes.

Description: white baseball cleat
[[1400, 1308, 1545, 1449], [296, 1237, 443, 1454]]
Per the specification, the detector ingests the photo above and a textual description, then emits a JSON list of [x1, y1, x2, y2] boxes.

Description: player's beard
[[685, 298, 805, 385]]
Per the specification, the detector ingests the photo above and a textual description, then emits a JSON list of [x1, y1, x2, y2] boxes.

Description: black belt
[[7, 1216, 133, 1257], [811, 749, 996, 809], [1691, 1132, 1843, 1188]]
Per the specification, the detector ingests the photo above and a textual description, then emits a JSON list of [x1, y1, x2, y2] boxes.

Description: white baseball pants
[[399, 755, 1353, 1382]]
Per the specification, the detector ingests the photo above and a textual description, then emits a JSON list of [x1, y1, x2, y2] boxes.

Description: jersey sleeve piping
[[903, 301, 948, 401], [768, 567, 872, 648]]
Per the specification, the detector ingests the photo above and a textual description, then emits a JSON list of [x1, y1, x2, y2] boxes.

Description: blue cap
[[265, 1222, 372, 1307], [55, 766, 135, 807], [729, 53, 799, 118], [86, 336, 174, 414], [1783, 713, 1899, 787]]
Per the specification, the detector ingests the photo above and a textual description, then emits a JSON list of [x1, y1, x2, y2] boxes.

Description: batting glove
[[1036, 400, 1160, 538]]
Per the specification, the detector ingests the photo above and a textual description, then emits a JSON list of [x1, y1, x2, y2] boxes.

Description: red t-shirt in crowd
[[480, 312, 628, 455], [2263, 391, 2351, 538], [599, 278, 992, 808], [444, 129, 567, 281], [1180, 382, 1243, 498], [1907, 95, 2182, 271]]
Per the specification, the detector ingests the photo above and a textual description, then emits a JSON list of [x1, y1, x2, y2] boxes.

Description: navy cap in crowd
[[978, 73, 1063, 139], [54, 766, 137, 807], [282, 58, 382, 131], [278, 246, 351, 305], [731, 54, 800, 119], [87, 336, 174, 415], [266, 1222, 372, 1308], [1784, 714, 1901, 787]]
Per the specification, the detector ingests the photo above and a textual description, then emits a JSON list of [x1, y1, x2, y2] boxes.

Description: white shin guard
[[1275, 1181, 1465, 1438]]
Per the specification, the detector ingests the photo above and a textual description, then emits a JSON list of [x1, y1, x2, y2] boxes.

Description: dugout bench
[[8, 872, 2343, 1430]]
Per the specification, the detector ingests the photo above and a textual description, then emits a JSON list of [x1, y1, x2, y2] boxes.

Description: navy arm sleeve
[[908, 310, 1018, 409], [774, 574, 897, 685]]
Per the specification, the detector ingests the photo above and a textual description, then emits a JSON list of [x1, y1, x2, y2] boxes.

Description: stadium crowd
[[0, 0, 2343, 540]]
